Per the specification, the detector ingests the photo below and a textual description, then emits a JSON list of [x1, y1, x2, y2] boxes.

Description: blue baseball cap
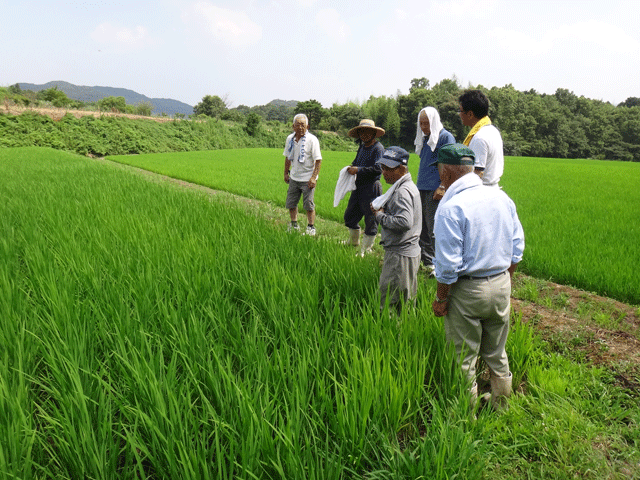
[[378, 146, 410, 168]]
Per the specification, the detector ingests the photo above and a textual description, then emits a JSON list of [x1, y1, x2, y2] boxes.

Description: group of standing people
[[282, 90, 525, 411]]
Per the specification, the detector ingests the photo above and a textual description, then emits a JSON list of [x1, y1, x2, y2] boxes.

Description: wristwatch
[[435, 295, 448, 303]]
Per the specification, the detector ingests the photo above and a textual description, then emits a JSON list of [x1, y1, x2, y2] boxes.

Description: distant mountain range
[[18, 81, 195, 117]]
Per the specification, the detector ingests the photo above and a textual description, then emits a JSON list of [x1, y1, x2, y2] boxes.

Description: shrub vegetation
[[0, 111, 356, 156]]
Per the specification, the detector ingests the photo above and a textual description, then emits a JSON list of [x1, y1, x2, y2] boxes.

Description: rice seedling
[[2, 147, 638, 479], [108, 149, 640, 304]]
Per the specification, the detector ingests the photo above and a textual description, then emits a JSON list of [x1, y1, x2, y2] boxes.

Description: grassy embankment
[[1, 146, 638, 479], [0, 108, 356, 156]]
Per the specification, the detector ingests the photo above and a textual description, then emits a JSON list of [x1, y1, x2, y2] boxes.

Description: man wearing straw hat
[[431, 143, 524, 410], [342, 119, 385, 255], [370, 146, 421, 313]]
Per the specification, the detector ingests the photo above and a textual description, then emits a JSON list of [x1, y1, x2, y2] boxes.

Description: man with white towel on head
[[415, 107, 455, 275], [370, 146, 421, 313]]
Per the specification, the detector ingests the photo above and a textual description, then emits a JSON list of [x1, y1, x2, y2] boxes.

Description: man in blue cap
[[370, 146, 422, 313], [431, 143, 525, 410]]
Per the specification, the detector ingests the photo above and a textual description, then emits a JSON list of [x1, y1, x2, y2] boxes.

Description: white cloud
[[183, 2, 262, 48], [315, 8, 350, 43], [395, 9, 408, 21], [489, 20, 640, 55], [488, 27, 551, 55], [559, 20, 640, 54], [91, 22, 153, 48], [430, 0, 497, 17]]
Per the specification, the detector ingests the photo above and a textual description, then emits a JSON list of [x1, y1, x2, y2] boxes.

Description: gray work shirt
[[375, 174, 422, 257]]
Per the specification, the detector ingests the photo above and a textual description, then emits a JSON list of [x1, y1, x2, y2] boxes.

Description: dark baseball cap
[[378, 146, 410, 168]]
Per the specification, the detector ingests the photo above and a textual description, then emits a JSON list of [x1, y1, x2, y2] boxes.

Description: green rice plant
[[486, 356, 640, 479], [506, 309, 537, 388], [502, 156, 640, 304], [2, 147, 637, 479], [0, 147, 481, 478], [108, 150, 640, 304]]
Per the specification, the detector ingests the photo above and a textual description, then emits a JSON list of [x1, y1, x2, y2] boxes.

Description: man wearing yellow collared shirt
[[458, 89, 504, 187]]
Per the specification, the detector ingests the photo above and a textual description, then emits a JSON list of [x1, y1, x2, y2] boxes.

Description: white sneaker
[[305, 225, 316, 236], [287, 223, 300, 232]]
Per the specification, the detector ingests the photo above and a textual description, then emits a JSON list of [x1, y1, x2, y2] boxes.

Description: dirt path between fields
[[98, 157, 640, 392]]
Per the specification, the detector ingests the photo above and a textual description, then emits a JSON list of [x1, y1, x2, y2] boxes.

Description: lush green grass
[[501, 157, 640, 304], [3, 147, 637, 478], [0, 147, 481, 478], [106, 148, 358, 222], [108, 149, 640, 305], [0, 111, 356, 156]]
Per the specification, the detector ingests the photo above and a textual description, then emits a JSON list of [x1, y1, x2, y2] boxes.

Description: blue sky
[[1, 0, 639, 108]]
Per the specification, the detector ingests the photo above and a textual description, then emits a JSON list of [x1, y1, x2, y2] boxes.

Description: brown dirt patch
[[2, 103, 175, 123], [512, 277, 640, 389]]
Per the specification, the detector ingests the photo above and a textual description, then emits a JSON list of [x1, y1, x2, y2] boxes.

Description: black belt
[[458, 271, 507, 281]]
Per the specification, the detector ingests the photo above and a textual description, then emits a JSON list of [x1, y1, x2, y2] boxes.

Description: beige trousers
[[444, 271, 511, 382]]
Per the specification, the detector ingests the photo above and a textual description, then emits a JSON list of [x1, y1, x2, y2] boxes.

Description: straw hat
[[348, 119, 385, 138]]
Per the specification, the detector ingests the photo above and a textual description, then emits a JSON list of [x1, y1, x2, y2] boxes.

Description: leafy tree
[[245, 112, 261, 136], [194, 95, 228, 119], [410, 77, 429, 92], [38, 87, 71, 108], [98, 96, 127, 113], [554, 88, 578, 110], [294, 99, 325, 128], [135, 102, 153, 116], [329, 102, 364, 131], [221, 109, 244, 122], [619, 97, 640, 108], [362, 96, 401, 145]]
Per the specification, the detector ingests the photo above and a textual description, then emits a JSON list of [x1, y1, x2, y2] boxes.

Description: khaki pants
[[444, 271, 511, 382]]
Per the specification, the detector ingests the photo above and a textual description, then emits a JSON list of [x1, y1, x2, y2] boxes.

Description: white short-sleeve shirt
[[468, 124, 504, 186], [283, 132, 322, 182]]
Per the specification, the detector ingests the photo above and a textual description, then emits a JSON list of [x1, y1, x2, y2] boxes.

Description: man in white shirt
[[431, 143, 524, 411], [458, 90, 504, 187], [283, 114, 322, 235]]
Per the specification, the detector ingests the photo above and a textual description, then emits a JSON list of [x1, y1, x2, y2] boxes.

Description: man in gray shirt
[[371, 147, 422, 313]]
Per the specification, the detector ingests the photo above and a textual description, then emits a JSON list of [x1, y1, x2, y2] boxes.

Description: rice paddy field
[[1, 146, 639, 479], [109, 148, 640, 305]]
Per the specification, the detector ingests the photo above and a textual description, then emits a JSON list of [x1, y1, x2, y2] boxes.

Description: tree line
[[4, 79, 639, 161], [197, 77, 640, 162]]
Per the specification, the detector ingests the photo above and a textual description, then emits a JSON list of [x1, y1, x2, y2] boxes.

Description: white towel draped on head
[[371, 173, 410, 210], [414, 107, 444, 156], [333, 166, 357, 207]]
